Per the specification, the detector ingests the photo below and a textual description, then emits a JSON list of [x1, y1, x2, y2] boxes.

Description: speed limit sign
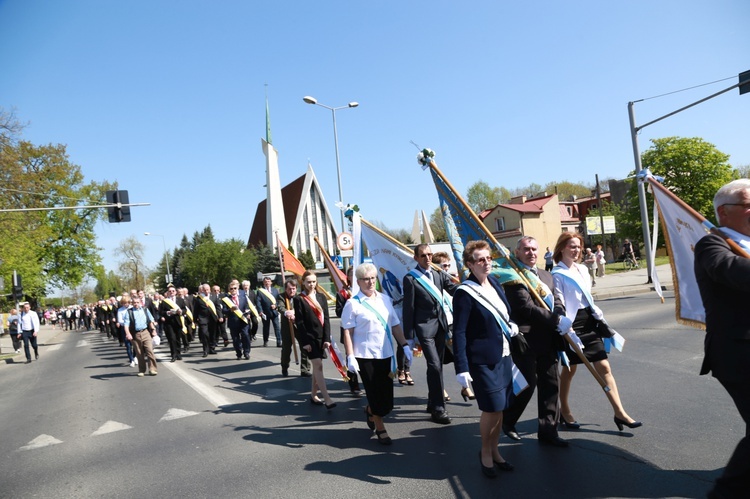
[[337, 232, 354, 251]]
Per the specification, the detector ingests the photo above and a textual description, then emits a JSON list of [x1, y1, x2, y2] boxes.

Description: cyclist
[[622, 239, 638, 268]]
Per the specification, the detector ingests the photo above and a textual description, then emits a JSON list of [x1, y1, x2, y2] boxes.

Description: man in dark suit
[[159, 285, 184, 362], [402, 244, 458, 424], [256, 276, 281, 347], [194, 283, 221, 357], [223, 279, 253, 360], [695, 179, 750, 499], [211, 285, 229, 347], [501, 236, 570, 447], [240, 280, 260, 343]]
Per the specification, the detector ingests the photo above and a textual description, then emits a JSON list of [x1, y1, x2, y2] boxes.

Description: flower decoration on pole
[[417, 148, 435, 170]]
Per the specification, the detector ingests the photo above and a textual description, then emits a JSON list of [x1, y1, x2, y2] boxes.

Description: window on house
[[495, 217, 505, 231]]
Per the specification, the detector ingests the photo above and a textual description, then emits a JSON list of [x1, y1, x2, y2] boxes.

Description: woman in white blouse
[[552, 232, 641, 432], [342, 263, 412, 445]]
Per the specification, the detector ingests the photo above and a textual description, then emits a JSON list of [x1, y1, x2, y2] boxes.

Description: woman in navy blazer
[[453, 240, 517, 479]]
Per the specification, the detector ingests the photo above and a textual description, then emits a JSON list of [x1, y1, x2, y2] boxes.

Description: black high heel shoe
[[479, 452, 497, 478], [493, 458, 515, 472], [614, 416, 642, 431], [461, 387, 476, 401], [364, 407, 375, 430], [559, 415, 581, 430]]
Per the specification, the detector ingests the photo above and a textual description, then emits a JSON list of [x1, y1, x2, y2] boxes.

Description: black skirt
[[566, 308, 608, 365]]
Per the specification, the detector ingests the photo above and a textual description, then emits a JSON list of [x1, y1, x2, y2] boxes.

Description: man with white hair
[[695, 178, 750, 498]]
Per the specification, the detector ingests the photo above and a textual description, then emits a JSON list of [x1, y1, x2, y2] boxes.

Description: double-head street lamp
[[303, 95, 359, 234], [144, 232, 172, 285]]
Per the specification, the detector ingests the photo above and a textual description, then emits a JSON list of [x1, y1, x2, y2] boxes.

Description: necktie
[[233, 295, 239, 306]]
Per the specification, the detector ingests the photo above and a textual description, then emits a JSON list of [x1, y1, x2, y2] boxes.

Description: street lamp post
[[628, 70, 749, 283], [303, 95, 358, 234], [144, 232, 172, 285]]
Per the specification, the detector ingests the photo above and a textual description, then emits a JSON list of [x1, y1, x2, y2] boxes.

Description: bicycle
[[623, 253, 639, 270]]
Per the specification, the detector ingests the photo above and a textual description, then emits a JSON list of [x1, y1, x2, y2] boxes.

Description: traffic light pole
[[0, 202, 149, 213]]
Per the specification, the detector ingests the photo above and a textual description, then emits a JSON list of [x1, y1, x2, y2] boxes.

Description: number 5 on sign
[[337, 232, 354, 251]]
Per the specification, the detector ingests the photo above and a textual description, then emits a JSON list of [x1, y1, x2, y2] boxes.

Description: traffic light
[[740, 70, 750, 96], [106, 190, 131, 223], [12, 272, 22, 300]]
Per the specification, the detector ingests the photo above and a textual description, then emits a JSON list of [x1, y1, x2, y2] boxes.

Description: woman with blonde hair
[[551, 232, 641, 432]]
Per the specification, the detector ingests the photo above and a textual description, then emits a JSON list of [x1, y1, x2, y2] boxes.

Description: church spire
[[265, 84, 272, 145]]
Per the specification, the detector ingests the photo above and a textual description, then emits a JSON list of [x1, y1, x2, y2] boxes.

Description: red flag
[[277, 236, 307, 277], [313, 236, 347, 294]]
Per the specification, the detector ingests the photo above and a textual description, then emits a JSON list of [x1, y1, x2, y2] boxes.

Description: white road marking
[[19, 434, 63, 451], [155, 353, 231, 408], [76, 340, 89, 348], [45, 344, 62, 352], [160, 408, 199, 422], [91, 420, 132, 436]]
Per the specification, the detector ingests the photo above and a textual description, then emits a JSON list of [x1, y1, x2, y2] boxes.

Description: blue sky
[[1, 0, 748, 280]]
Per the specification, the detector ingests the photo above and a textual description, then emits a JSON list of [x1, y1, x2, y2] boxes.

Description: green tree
[[179, 238, 254, 290], [0, 138, 115, 297], [299, 249, 315, 270], [621, 136, 734, 243], [466, 180, 510, 213], [429, 206, 448, 242], [251, 244, 280, 284], [114, 236, 146, 290], [544, 180, 595, 200]]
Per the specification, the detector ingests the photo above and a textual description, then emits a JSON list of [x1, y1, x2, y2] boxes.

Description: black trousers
[[709, 379, 750, 498], [163, 322, 182, 359], [503, 346, 560, 437], [358, 357, 394, 417], [20, 330, 38, 361], [416, 329, 446, 413]]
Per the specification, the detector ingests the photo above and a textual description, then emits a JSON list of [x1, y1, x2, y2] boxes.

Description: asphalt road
[[0, 293, 738, 498]]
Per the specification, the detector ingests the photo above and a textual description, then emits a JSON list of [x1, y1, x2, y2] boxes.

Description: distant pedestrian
[[595, 244, 606, 278], [17, 302, 40, 364], [7, 308, 21, 354], [544, 247, 554, 272], [583, 248, 597, 287]]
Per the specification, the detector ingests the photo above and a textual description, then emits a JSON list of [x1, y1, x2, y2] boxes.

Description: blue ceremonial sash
[[458, 281, 528, 395], [353, 295, 397, 376], [551, 266, 595, 309], [408, 269, 453, 324], [552, 266, 625, 352]]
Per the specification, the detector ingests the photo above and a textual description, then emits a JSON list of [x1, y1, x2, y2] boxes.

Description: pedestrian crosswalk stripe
[[76, 340, 89, 347], [45, 344, 62, 352], [159, 408, 199, 422], [19, 434, 63, 451], [91, 420, 132, 436]]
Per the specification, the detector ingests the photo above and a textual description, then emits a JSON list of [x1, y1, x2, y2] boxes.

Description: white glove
[[509, 322, 519, 337], [346, 355, 360, 373], [566, 331, 585, 352], [456, 372, 473, 389], [406, 338, 415, 349], [590, 304, 603, 320], [284, 310, 294, 319], [557, 315, 573, 334], [402, 344, 413, 363], [152, 335, 161, 347]]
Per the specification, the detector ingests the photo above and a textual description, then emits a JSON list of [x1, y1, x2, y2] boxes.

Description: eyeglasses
[[229, 287, 237, 290], [418, 253, 433, 258], [441, 263, 450, 269], [724, 203, 750, 210], [472, 257, 493, 265], [358, 276, 377, 282]]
